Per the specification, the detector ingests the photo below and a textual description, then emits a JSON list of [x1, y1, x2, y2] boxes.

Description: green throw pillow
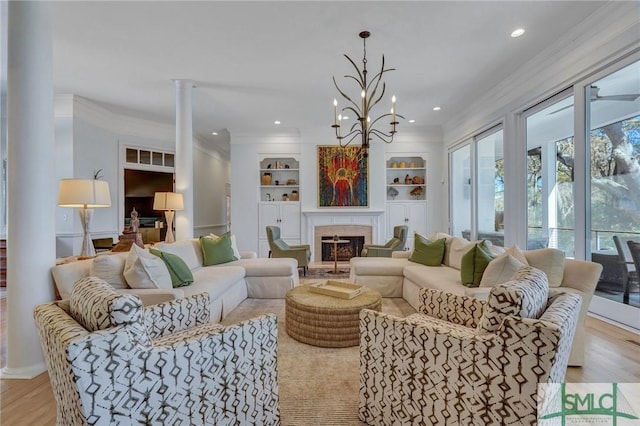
[[460, 240, 495, 287], [409, 235, 445, 266], [149, 249, 193, 288], [200, 233, 236, 266]]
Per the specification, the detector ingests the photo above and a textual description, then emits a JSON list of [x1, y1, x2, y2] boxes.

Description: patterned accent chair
[[361, 225, 408, 257], [34, 277, 280, 426], [266, 225, 311, 276], [359, 266, 582, 426]]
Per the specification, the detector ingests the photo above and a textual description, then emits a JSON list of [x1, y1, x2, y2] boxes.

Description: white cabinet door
[[386, 203, 409, 239], [387, 202, 427, 249], [279, 202, 301, 240], [258, 202, 301, 257], [258, 203, 280, 238], [406, 202, 427, 237]]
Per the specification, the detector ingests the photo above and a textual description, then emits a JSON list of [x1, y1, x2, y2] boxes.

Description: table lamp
[[58, 179, 112, 258], [153, 192, 184, 243]]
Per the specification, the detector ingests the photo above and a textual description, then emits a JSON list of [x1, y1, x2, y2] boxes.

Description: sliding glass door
[[524, 92, 575, 255], [587, 60, 640, 312], [449, 145, 471, 238]]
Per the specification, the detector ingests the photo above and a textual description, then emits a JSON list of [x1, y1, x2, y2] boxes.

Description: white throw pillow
[[446, 237, 475, 270], [502, 245, 529, 265], [524, 248, 565, 287], [480, 254, 526, 287], [210, 233, 241, 260], [90, 253, 128, 289], [123, 245, 172, 289]]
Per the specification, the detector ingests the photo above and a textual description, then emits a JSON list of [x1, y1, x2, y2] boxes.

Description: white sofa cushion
[[155, 239, 203, 270], [403, 264, 465, 295], [123, 245, 172, 289], [185, 266, 246, 301], [480, 254, 526, 288], [90, 253, 128, 289], [524, 248, 565, 287], [225, 258, 297, 276], [446, 237, 474, 270]]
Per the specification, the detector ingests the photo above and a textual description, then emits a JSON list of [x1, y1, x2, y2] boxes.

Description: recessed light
[[511, 28, 525, 38], [211, 132, 218, 136], [433, 106, 441, 111], [408, 119, 416, 123], [274, 121, 281, 125]]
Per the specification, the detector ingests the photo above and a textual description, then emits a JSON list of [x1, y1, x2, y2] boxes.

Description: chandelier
[[331, 31, 402, 156]]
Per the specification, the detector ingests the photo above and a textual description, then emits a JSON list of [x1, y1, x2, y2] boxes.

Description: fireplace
[[321, 236, 365, 261]]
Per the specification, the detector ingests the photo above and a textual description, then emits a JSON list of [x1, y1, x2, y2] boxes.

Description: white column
[[2, 1, 56, 379], [174, 79, 194, 240]]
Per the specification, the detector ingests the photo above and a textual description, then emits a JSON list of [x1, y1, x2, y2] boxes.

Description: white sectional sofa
[[52, 238, 300, 322], [350, 236, 603, 367]]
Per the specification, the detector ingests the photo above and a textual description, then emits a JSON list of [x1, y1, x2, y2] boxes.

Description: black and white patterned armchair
[[34, 277, 280, 426], [359, 266, 582, 426]]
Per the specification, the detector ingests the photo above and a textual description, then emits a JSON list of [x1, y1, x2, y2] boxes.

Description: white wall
[[54, 95, 229, 256], [193, 143, 230, 237], [230, 125, 445, 253]]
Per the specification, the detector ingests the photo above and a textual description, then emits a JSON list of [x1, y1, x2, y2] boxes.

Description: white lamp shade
[[153, 192, 184, 211], [57, 179, 111, 208]]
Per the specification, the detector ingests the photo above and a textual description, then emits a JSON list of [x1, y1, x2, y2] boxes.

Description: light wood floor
[[1, 287, 638, 425]]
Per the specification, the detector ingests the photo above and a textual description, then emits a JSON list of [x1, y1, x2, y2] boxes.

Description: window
[[449, 127, 504, 244], [449, 144, 471, 238], [587, 60, 640, 311], [524, 93, 575, 255]]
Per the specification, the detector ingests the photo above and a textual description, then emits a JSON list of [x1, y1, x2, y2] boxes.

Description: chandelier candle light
[[332, 31, 403, 156]]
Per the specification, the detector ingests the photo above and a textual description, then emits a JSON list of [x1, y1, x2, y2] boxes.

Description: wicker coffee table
[[285, 284, 382, 348]]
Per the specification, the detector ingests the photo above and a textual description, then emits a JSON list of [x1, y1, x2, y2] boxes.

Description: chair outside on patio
[[613, 235, 640, 302], [626, 240, 640, 302]]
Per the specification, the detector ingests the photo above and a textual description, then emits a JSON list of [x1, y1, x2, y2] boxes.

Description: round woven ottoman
[[285, 284, 382, 347]]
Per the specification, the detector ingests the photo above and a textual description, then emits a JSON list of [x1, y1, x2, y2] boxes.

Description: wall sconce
[[57, 179, 111, 258], [153, 192, 184, 243]]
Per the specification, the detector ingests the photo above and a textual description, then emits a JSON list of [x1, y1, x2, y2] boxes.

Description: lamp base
[[79, 208, 97, 258], [164, 210, 175, 243]]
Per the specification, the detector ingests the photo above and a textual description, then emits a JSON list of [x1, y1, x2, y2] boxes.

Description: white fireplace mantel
[[302, 210, 385, 261]]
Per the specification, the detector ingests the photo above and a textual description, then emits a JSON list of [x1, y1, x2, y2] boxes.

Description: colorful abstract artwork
[[317, 145, 368, 207]]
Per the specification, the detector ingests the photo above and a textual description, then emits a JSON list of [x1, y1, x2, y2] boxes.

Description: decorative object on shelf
[[387, 186, 399, 200], [412, 175, 425, 184], [153, 192, 184, 243], [399, 161, 406, 168], [57, 178, 112, 259], [290, 190, 299, 201], [267, 163, 272, 169], [318, 145, 368, 207], [286, 178, 297, 185], [261, 173, 272, 185], [275, 180, 280, 186], [390, 162, 397, 168], [275, 161, 283, 169], [285, 164, 290, 169], [282, 193, 289, 201], [331, 31, 403, 157], [409, 162, 416, 168], [393, 177, 400, 183], [410, 186, 424, 198], [404, 174, 412, 184], [112, 208, 144, 252]]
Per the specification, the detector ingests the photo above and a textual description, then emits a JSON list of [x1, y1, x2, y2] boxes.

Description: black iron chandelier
[[331, 31, 402, 156]]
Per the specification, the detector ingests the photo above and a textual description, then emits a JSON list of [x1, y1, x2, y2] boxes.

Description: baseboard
[[0, 362, 47, 380]]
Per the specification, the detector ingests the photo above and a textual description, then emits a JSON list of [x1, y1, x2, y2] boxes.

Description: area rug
[[303, 267, 350, 280], [220, 296, 416, 425]]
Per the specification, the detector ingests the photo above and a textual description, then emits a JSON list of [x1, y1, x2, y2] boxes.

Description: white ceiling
[[50, 1, 610, 156]]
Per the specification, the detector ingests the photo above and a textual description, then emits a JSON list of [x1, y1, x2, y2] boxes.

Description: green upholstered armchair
[[266, 226, 311, 276], [361, 225, 408, 257]]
